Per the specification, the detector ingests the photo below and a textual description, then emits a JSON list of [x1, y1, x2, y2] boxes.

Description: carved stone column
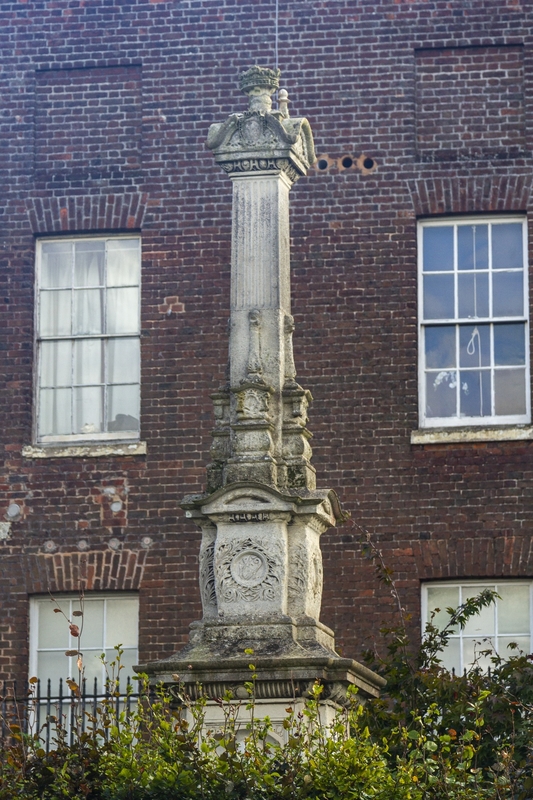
[[139, 67, 384, 719]]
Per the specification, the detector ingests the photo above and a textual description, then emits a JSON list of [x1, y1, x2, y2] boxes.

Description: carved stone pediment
[[207, 111, 315, 177], [200, 483, 295, 518], [207, 66, 315, 180]]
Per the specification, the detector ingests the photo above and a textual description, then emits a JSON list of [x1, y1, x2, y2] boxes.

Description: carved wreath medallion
[[230, 549, 268, 587], [216, 537, 282, 603]]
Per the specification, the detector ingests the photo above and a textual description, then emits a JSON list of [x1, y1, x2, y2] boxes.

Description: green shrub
[[2, 540, 532, 799], [1, 661, 530, 800], [356, 526, 533, 800]]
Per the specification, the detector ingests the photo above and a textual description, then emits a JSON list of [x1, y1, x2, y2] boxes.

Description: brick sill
[[411, 426, 533, 445], [22, 442, 147, 459]]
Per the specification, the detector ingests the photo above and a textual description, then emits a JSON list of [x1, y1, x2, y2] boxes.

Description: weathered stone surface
[[139, 67, 384, 704]]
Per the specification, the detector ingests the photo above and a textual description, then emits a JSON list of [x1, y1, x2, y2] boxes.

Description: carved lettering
[[228, 512, 269, 523]]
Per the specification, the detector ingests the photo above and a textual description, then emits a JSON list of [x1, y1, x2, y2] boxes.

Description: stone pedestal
[[138, 67, 384, 718]]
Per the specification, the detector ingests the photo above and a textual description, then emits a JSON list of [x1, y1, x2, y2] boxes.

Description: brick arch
[[24, 548, 147, 595], [26, 192, 148, 234], [413, 535, 533, 581], [407, 176, 533, 217]]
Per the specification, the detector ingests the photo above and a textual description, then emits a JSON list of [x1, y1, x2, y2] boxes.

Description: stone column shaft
[[229, 172, 291, 478]]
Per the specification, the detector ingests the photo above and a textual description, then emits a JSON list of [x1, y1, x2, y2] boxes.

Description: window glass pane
[[108, 338, 140, 384], [425, 326, 455, 369], [37, 651, 70, 694], [458, 273, 489, 318], [107, 239, 140, 286], [494, 368, 526, 416], [492, 272, 523, 317], [74, 386, 103, 434], [425, 371, 457, 418], [493, 323, 525, 366], [39, 388, 71, 436], [424, 582, 532, 673], [33, 596, 139, 697], [497, 585, 530, 634], [458, 224, 488, 271], [462, 638, 494, 671], [40, 290, 71, 336], [74, 339, 104, 385], [40, 340, 71, 388], [79, 600, 104, 648], [423, 226, 454, 272], [463, 586, 495, 636], [439, 637, 461, 673], [38, 600, 70, 649], [82, 651, 105, 691], [426, 585, 459, 630], [73, 289, 104, 335], [41, 242, 72, 288], [108, 385, 140, 432], [106, 598, 139, 648], [492, 223, 523, 270], [423, 274, 454, 319], [107, 287, 139, 334], [459, 325, 490, 368], [74, 241, 105, 287], [37, 237, 141, 442], [459, 370, 491, 417], [497, 635, 530, 656]]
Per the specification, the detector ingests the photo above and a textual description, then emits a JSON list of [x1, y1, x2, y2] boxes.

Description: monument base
[[137, 480, 385, 709], [139, 618, 385, 706]]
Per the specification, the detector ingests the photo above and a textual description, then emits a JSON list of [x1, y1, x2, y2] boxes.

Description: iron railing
[[1, 677, 141, 753]]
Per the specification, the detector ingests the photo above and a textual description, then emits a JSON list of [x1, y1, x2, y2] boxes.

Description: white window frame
[[418, 216, 530, 428], [421, 580, 533, 673], [29, 593, 139, 694], [34, 235, 141, 444]]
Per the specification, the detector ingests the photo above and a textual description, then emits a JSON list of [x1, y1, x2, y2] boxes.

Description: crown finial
[[239, 66, 281, 113]]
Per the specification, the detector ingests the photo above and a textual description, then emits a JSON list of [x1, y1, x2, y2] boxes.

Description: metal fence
[[1, 677, 141, 753]]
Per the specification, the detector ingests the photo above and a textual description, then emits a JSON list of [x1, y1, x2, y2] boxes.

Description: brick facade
[[1, 0, 533, 683]]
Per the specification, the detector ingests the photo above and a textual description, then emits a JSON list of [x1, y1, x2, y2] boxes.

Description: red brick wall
[[415, 45, 525, 161], [1, 0, 533, 683]]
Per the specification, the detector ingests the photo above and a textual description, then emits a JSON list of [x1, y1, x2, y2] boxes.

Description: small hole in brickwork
[[317, 159, 329, 170], [363, 157, 375, 170], [341, 156, 353, 169]]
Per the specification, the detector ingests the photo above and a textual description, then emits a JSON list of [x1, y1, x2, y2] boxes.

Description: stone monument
[[140, 67, 384, 735]]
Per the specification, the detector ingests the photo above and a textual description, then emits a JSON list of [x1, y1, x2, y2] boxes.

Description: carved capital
[[207, 69, 315, 180]]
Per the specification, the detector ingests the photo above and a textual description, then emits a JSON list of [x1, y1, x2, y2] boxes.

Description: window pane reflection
[[423, 274, 454, 319], [423, 226, 454, 272], [493, 323, 525, 366], [459, 370, 491, 417], [425, 372, 457, 418], [458, 272, 489, 318], [492, 223, 523, 270], [493, 272, 523, 317], [494, 368, 526, 415], [425, 326, 455, 369], [459, 325, 490, 368], [458, 224, 488, 271]]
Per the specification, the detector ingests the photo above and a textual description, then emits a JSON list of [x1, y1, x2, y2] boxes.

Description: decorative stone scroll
[[198, 521, 217, 620]]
